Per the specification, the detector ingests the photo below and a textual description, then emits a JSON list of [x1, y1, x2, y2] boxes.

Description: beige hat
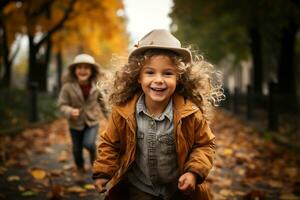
[[128, 29, 192, 62], [68, 54, 100, 70]]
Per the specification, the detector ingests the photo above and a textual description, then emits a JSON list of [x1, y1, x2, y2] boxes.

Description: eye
[[144, 69, 154, 74], [164, 71, 175, 76]]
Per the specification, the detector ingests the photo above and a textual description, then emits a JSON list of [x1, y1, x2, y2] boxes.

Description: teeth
[[151, 88, 166, 91]]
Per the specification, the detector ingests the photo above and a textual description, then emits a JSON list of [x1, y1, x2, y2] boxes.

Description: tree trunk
[[37, 38, 52, 91], [0, 10, 11, 88], [277, 23, 298, 109], [27, 35, 38, 89], [56, 51, 63, 90], [26, 0, 76, 90], [248, 26, 263, 95]]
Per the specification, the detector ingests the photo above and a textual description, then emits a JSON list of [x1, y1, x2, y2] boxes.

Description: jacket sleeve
[[184, 111, 216, 183], [92, 108, 121, 180], [57, 85, 73, 119]]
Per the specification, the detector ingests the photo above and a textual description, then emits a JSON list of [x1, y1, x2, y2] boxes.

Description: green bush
[[0, 88, 58, 132]]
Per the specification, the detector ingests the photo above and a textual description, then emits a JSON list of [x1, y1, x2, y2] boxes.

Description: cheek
[[170, 78, 177, 87], [75, 71, 81, 77]]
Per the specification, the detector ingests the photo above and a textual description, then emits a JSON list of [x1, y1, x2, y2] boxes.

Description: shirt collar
[[136, 94, 173, 121]]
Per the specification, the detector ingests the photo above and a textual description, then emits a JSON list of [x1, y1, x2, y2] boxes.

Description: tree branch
[[36, 0, 77, 50]]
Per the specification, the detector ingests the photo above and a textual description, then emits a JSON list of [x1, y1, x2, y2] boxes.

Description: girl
[[58, 54, 108, 181], [93, 29, 224, 199]]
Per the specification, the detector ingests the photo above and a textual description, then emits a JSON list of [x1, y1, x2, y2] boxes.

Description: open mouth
[[150, 87, 167, 92]]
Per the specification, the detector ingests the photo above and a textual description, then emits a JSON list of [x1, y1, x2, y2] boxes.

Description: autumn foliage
[[0, 0, 129, 90]]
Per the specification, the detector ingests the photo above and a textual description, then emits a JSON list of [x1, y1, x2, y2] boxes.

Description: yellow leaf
[[7, 175, 20, 181], [84, 184, 95, 190], [67, 186, 86, 193], [31, 169, 47, 180], [220, 189, 233, 197], [22, 190, 37, 196], [223, 148, 233, 156]]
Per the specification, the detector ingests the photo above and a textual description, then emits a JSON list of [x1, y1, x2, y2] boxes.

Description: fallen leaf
[[45, 147, 54, 153], [58, 150, 68, 162], [0, 166, 7, 175], [223, 148, 233, 156], [49, 169, 63, 177], [18, 185, 25, 191], [233, 190, 247, 196], [285, 168, 298, 178], [49, 185, 64, 199], [84, 184, 95, 190], [63, 164, 73, 170], [7, 175, 20, 181], [21, 190, 37, 197], [31, 169, 47, 180], [266, 180, 283, 188], [280, 192, 300, 200], [67, 186, 86, 193], [220, 189, 233, 197]]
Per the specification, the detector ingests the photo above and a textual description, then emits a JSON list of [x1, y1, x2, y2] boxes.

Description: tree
[[0, 0, 22, 88], [3, 0, 128, 91], [51, 0, 128, 89], [171, 0, 300, 105], [24, 0, 76, 91]]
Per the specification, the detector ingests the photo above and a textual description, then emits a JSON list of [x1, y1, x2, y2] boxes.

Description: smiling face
[[138, 55, 178, 110], [74, 63, 92, 84]]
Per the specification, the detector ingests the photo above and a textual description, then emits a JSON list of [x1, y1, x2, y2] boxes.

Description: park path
[[0, 110, 299, 200]]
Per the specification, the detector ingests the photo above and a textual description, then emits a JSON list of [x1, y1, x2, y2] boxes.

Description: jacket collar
[[114, 93, 199, 121]]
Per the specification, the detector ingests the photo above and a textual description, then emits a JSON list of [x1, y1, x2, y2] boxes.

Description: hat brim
[[128, 45, 192, 63], [68, 62, 100, 71]]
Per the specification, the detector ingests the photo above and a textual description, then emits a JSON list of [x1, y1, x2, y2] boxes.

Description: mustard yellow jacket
[[93, 93, 215, 199]]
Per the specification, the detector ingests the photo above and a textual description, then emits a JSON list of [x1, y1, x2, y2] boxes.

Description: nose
[[153, 74, 163, 83]]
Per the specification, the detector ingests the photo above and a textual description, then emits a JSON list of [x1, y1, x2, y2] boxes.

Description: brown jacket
[[93, 93, 215, 199], [57, 81, 108, 130]]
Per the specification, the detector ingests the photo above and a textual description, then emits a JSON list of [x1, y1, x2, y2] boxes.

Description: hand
[[94, 178, 109, 193], [178, 172, 197, 195], [71, 108, 80, 120]]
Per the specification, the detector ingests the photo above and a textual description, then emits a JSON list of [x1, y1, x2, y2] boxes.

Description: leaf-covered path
[[0, 110, 299, 200]]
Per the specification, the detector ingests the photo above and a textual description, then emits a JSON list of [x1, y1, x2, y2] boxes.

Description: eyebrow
[[142, 66, 176, 71]]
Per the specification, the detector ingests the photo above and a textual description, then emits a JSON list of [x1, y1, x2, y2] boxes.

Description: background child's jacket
[[58, 81, 107, 130]]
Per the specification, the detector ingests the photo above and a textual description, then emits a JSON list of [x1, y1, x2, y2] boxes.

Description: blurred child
[[93, 29, 224, 199], [58, 54, 108, 181]]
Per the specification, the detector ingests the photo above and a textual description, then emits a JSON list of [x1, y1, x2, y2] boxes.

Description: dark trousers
[[70, 124, 99, 169], [106, 180, 191, 200]]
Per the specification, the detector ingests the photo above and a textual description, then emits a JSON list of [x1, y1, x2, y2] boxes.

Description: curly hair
[[102, 49, 225, 120]]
